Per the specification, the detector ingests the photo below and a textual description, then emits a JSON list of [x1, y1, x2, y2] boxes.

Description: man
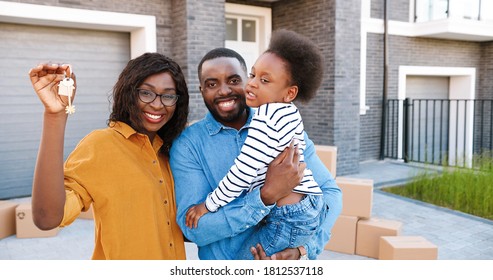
[[170, 48, 342, 260]]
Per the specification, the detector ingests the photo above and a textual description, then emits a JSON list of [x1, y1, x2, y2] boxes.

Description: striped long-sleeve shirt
[[205, 103, 323, 213]]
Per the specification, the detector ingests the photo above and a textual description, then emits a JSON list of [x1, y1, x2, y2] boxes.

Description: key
[[58, 76, 75, 114]]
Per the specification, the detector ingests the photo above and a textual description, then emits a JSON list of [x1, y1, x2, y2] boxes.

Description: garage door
[[0, 23, 130, 199]]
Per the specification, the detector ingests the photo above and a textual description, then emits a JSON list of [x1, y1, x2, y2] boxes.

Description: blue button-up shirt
[[170, 108, 342, 260]]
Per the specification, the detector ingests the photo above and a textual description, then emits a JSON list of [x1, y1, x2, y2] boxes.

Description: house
[[1, 0, 492, 199]]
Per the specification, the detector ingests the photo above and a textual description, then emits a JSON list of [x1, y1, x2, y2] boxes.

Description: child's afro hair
[[266, 29, 324, 103]]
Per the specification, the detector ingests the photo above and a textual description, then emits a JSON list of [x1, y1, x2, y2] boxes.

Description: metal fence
[[384, 98, 493, 167]]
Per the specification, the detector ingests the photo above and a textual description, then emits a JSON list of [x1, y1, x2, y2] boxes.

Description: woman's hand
[[28, 63, 76, 115]]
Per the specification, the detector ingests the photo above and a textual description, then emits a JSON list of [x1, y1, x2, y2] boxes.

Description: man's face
[[199, 57, 248, 129]]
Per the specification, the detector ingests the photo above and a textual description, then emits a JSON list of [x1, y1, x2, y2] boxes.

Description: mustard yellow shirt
[[60, 121, 185, 260]]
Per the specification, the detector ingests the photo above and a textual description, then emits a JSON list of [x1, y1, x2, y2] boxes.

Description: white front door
[[225, 3, 272, 72], [225, 16, 259, 72]]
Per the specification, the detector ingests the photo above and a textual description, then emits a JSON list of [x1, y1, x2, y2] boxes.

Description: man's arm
[[170, 135, 303, 247]]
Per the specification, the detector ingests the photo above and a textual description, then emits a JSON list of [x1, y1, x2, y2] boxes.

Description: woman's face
[[136, 72, 177, 142]]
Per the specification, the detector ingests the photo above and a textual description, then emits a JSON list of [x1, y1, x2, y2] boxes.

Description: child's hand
[[185, 202, 209, 229]]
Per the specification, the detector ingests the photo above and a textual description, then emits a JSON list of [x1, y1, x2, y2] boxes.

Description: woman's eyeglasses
[[137, 88, 179, 107]]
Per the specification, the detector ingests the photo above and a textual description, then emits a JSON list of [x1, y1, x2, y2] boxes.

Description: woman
[[28, 53, 189, 259]]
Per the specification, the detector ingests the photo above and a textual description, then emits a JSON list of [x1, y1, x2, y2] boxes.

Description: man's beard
[[205, 96, 248, 124]]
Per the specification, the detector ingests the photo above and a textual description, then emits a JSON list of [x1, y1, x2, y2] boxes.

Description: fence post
[[403, 98, 412, 162]]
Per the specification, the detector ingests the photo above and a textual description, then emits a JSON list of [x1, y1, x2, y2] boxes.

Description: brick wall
[[172, 0, 226, 121], [333, 0, 361, 174], [272, 0, 336, 145], [476, 42, 493, 152], [371, 0, 411, 22], [479, 42, 493, 99], [361, 33, 385, 161], [271, 0, 360, 175]]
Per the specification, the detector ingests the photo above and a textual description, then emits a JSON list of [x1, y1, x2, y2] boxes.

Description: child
[[186, 29, 325, 259]]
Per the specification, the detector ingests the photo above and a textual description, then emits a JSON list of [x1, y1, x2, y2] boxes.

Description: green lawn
[[382, 157, 493, 221]]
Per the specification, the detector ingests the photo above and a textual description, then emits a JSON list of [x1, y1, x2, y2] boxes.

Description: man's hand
[[250, 244, 300, 260], [261, 141, 306, 205]]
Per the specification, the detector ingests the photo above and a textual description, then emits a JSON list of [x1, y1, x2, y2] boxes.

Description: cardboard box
[[315, 145, 337, 177], [16, 203, 59, 238], [355, 217, 402, 259], [336, 177, 373, 218], [0, 201, 18, 239], [325, 215, 359, 254], [379, 236, 438, 260], [78, 205, 94, 220]]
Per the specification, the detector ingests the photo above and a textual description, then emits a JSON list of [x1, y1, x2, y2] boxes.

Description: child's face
[[245, 52, 297, 108]]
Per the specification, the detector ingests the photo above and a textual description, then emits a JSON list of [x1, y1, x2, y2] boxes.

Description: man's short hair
[[197, 48, 247, 82]]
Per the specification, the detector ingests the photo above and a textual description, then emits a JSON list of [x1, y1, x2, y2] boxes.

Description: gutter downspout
[[380, 0, 389, 160]]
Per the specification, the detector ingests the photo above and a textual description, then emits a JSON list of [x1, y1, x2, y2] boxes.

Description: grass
[[382, 155, 493, 221]]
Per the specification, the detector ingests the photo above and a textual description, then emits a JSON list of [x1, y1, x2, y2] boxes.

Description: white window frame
[[0, 1, 156, 58]]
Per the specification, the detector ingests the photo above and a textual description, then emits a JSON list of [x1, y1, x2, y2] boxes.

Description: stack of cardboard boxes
[[1, 199, 94, 241], [15, 203, 60, 238], [315, 145, 438, 260], [0, 200, 59, 239], [0, 200, 17, 240]]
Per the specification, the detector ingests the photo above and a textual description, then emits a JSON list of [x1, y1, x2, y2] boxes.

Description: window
[[463, 0, 493, 21], [242, 19, 256, 42], [464, 0, 480, 20], [226, 17, 257, 43], [415, 0, 493, 22], [226, 18, 238, 40], [480, 0, 493, 21], [415, 0, 448, 22]]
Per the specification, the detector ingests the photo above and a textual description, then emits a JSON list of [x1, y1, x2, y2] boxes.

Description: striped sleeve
[[261, 103, 323, 196]]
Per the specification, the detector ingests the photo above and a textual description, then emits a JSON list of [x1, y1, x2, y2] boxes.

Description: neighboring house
[[1, 0, 492, 199], [363, 0, 493, 170]]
